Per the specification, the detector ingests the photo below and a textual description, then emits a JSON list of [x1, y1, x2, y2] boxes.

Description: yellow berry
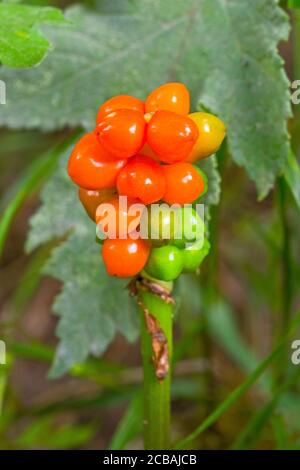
[[186, 112, 226, 162]]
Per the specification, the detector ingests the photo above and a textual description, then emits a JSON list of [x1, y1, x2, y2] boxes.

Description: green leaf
[[25, 144, 87, 253], [0, 0, 290, 195], [0, 4, 67, 68], [45, 232, 139, 378], [199, 156, 221, 207], [197, 0, 291, 198]]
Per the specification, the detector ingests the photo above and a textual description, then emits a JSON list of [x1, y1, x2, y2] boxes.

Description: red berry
[[147, 111, 199, 163], [95, 109, 146, 159], [162, 162, 205, 205], [68, 133, 126, 190], [117, 155, 166, 205], [145, 82, 190, 115], [102, 238, 150, 277], [96, 95, 144, 124]]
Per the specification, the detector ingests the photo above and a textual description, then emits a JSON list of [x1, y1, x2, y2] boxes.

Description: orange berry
[[162, 162, 205, 205], [102, 238, 150, 277], [117, 155, 166, 205], [186, 112, 226, 162], [95, 109, 146, 159], [147, 111, 199, 163], [96, 196, 144, 238], [145, 82, 190, 115], [78, 187, 116, 221], [68, 133, 126, 190], [96, 95, 144, 124]]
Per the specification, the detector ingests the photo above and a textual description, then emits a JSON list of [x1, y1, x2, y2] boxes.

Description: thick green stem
[[138, 289, 173, 450]]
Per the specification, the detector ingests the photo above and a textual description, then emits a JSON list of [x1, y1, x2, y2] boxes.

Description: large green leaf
[[0, 4, 67, 68], [25, 147, 87, 252], [0, 0, 290, 196], [45, 232, 139, 378], [199, 156, 221, 207]]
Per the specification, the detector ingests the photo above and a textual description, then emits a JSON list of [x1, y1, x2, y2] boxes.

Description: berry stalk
[[138, 286, 174, 450]]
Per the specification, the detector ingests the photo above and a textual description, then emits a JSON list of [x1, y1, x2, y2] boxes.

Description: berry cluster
[[67, 83, 226, 281]]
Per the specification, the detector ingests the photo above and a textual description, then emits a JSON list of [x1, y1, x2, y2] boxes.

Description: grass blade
[[109, 390, 143, 450], [231, 366, 300, 449], [174, 310, 300, 449], [284, 150, 300, 210]]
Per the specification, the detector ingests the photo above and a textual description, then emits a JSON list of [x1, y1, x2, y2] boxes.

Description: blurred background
[[0, 0, 300, 450]]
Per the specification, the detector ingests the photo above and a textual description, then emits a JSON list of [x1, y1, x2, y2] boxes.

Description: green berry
[[145, 245, 184, 281], [140, 203, 179, 242], [182, 238, 210, 273], [172, 207, 205, 248], [140, 204, 205, 249]]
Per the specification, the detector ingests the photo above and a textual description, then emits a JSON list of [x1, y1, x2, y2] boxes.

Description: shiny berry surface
[[102, 238, 150, 277], [145, 82, 190, 115], [187, 112, 226, 162], [162, 162, 205, 205], [67, 84, 214, 281], [95, 109, 146, 159], [172, 207, 205, 248], [78, 187, 116, 221], [96, 196, 144, 238], [117, 155, 166, 205], [68, 133, 126, 190], [147, 111, 199, 163], [140, 204, 179, 242], [145, 245, 184, 281], [182, 238, 210, 273], [96, 95, 144, 124]]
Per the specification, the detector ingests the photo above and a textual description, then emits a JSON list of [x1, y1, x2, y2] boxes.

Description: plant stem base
[[138, 289, 173, 450]]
